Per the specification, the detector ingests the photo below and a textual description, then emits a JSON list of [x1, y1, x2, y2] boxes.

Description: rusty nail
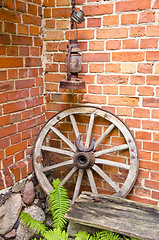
[[128, 139, 131, 143], [57, 116, 60, 120], [104, 113, 107, 118]]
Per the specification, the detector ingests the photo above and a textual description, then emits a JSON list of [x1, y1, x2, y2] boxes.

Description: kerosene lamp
[[60, 1, 85, 89]]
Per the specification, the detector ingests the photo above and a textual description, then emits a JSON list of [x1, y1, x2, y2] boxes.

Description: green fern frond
[[96, 230, 120, 240], [49, 178, 69, 229], [19, 211, 47, 235], [43, 228, 68, 240], [74, 230, 92, 240]]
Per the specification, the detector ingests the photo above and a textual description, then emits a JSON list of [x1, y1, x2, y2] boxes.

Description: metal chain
[[71, 0, 76, 29]]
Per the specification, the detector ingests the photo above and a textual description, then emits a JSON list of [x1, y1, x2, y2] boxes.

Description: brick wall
[[43, 0, 159, 206], [0, 0, 45, 191]]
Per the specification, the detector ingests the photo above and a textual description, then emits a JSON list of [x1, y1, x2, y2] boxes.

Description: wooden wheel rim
[[33, 106, 139, 201]]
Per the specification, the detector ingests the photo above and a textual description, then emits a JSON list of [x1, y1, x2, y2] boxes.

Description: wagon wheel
[[33, 106, 139, 202]]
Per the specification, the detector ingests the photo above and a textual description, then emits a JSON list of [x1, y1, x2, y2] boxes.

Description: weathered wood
[[86, 169, 98, 194], [65, 192, 159, 240], [72, 169, 84, 203], [33, 106, 139, 198]]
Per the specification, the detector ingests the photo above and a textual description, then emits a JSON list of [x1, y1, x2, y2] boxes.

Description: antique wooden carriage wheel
[[33, 106, 139, 202]]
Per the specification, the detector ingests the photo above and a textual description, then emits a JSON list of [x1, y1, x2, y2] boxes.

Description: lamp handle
[[67, 45, 72, 81]]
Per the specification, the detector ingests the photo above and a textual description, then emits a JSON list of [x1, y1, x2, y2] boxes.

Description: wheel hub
[[74, 151, 95, 169]]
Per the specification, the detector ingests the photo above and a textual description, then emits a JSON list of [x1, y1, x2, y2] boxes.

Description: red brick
[[106, 40, 121, 50], [44, 8, 51, 18], [26, 96, 43, 108], [122, 39, 139, 49], [43, 0, 55, 6], [145, 179, 159, 191], [130, 26, 145, 37], [2, 156, 13, 168], [0, 172, 5, 190], [45, 30, 64, 41], [7, 46, 18, 56], [97, 28, 128, 39], [147, 25, 159, 37], [136, 131, 151, 140], [133, 108, 150, 118], [151, 172, 159, 182], [87, 18, 101, 28], [34, 37, 43, 47], [8, 69, 18, 79], [135, 188, 151, 198], [3, 101, 26, 114], [83, 4, 113, 16], [88, 85, 102, 94], [23, 14, 41, 26], [152, 191, 159, 200], [17, 161, 27, 178], [45, 73, 65, 82], [0, 81, 14, 92], [97, 75, 128, 85], [0, 71, 7, 81], [46, 42, 58, 52], [142, 120, 159, 131], [18, 24, 28, 35], [53, 53, 66, 62], [0, 58, 23, 68], [108, 96, 139, 107], [125, 118, 141, 128], [0, 149, 4, 160], [0, 46, 6, 55], [128, 195, 157, 206], [3, 0, 14, 10], [105, 63, 121, 73], [45, 19, 55, 28], [137, 63, 153, 73], [140, 160, 159, 171], [66, 29, 94, 40], [22, 130, 32, 140], [143, 97, 159, 108], [27, 158, 33, 174], [141, 38, 158, 49], [103, 15, 119, 26], [52, 8, 71, 18], [0, 34, 10, 45], [28, 4, 37, 15], [116, 0, 151, 12], [121, 13, 137, 25], [0, 115, 10, 127], [138, 86, 154, 96], [82, 53, 110, 62], [103, 85, 118, 95], [25, 57, 42, 67], [139, 11, 155, 23], [16, 0, 26, 12], [12, 35, 32, 46], [79, 94, 106, 104], [152, 109, 159, 119], [3, 168, 14, 187], [0, 9, 21, 23], [6, 141, 27, 156], [10, 113, 22, 124], [146, 51, 159, 61], [89, 63, 104, 73], [130, 75, 145, 85], [146, 75, 159, 85], [112, 52, 145, 62], [10, 164, 20, 182]]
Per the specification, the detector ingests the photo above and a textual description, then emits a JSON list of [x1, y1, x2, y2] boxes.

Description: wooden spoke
[[72, 169, 84, 203], [94, 124, 115, 150], [92, 164, 119, 192], [60, 166, 78, 186], [51, 126, 76, 152], [70, 114, 79, 138], [85, 113, 95, 149], [95, 158, 130, 170], [86, 169, 98, 194], [95, 144, 129, 158], [41, 146, 74, 157], [42, 160, 73, 173]]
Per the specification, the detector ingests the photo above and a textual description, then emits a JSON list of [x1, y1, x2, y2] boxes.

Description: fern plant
[[74, 229, 120, 240], [49, 178, 69, 229]]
